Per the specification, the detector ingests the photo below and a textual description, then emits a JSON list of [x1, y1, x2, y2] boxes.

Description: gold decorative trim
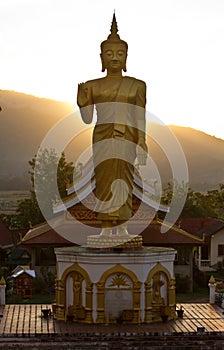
[[145, 262, 172, 283], [0, 276, 6, 285], [156, 219, 204, 242]]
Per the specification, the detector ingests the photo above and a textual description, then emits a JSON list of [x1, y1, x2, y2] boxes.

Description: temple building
[[21, 155, 204, 324]]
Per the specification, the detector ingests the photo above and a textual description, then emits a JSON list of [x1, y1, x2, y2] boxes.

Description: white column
[[0, 277, 6, 305], [92, 284, 97, 323], [198, 246, 201, 270], [208, 276, 216, 304], [140, 281, 145, 322]]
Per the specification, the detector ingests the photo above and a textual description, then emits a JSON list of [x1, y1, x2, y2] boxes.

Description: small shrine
[[11, 266, 35, 299]]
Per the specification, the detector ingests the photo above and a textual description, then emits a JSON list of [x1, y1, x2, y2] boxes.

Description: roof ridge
[[156, 219, 204, 242]]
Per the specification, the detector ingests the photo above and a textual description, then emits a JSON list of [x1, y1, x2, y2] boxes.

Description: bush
[[217, 258, 224, 272], [193, 267, 209, 289], [33, 266, 55, 294], [175, 274, 191, 293]]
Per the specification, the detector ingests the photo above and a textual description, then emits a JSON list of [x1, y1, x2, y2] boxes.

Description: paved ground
[[0, 303, 224, 336]]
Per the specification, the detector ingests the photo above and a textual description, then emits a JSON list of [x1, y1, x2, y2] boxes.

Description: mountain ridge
[[0, 90, 223, 191]]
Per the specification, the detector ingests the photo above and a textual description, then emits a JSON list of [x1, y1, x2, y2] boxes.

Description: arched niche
[[144, 262, 176, 322], [59, 262, 93, 323], [96, 264, 141, 324]]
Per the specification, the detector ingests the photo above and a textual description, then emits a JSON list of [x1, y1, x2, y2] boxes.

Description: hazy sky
[[1, 0, 224, 139]]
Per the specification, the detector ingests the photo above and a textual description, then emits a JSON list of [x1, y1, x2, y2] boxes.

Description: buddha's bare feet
[[116, 223, 129, 236], [100, 228, 112, 236]]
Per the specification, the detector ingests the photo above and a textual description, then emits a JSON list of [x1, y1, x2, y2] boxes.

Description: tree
[[182, 190, 217, 218], [161, 181, 221, 219], [14, 149, 74, 229], [206, 184, 224, 219]]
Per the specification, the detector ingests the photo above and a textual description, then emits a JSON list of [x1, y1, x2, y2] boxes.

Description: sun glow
[[1, 0, 224, 139]]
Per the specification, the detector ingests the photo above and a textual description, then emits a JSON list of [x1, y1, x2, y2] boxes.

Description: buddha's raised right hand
[[77, 83, 90, 107]]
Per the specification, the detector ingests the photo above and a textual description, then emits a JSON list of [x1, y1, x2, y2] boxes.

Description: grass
[[6, 288, 209, 305], [6, 293, 55, 305], [176, 287, 209, 303]]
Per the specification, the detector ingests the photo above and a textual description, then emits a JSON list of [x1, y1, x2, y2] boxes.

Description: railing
[[196, 259, 211, 269]]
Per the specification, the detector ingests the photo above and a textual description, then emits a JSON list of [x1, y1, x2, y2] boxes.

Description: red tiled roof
[[197, 220, 224, 238], [22, 218, 203, 247], [178, 218, 215, 235], [22, 222, 72, 245], [23, 229, 72, 245], [0, 218, 14, 248], [141, 220, 203, 245], [178, 218, 224, 238]]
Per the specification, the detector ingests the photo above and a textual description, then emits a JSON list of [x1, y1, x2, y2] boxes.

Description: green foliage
[[6, 149, 74, 229], [15, 192, 44, 228], [217, 258, 224, 272], [206, 184, 224, 219], [215, 292, 223, 305], [28, 149, 74, 220], [56, 152, 74, 199], [32, 266, 55, 294], [6, 293, 55, 304], [176, 287, 208, 303], [175, 273, 191, 293], [39, 266, 55, 291], [0, 267, 13, 292], [161, 181, 224, 219], [193, 268, 209, 290]]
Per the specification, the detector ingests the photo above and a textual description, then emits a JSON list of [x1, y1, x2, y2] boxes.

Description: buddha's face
[[101, 42, 127, 73]]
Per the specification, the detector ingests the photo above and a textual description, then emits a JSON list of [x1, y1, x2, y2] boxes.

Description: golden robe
[[77, 76, 146, 222]]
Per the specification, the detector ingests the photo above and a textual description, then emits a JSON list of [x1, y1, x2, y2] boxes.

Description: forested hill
[[0, 90, 74, 189], [0, 90, 223, 191], [148, 124, 224, 190]]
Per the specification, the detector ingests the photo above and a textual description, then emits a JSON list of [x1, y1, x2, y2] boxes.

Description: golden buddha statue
[[77, 14, 148, 238]]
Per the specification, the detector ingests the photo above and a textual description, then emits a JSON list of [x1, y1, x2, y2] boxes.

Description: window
[[218, 245, 224, 256]]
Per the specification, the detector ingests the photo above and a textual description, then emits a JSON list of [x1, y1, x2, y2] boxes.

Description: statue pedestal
[[86, 234, 143, 249], [54, 244, 176, 324]]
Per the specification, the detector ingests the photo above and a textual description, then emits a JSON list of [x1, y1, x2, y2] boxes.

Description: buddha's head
[[100, 13, 128, 73]]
